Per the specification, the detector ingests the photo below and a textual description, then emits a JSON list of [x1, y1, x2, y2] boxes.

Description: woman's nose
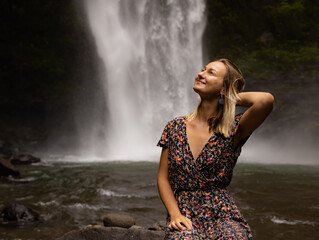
[[198, 71, 205, 78]]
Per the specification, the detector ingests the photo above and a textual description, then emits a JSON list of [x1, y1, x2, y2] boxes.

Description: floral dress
[[157, 113, 253, 240]]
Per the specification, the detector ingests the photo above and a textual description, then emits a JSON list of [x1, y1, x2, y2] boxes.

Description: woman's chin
[[193, 84, 206, 94], [193, 86, 220, 100], [193, 84, 202, 91]]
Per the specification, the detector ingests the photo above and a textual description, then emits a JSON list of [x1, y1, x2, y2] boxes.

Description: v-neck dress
[[157, 113, 253, 239]]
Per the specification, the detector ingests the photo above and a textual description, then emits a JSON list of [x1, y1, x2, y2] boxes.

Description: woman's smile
[[195, 78, 206, 85]]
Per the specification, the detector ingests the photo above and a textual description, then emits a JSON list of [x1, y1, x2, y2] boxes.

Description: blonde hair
[[188, 58, 245, 137]]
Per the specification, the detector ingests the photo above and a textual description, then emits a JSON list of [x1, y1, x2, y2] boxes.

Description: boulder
[[129, 225, 144, 230], [86, 224, 104, 228], [0, 203, 39, 225], [0, 157, 20, 177], [59, 226, 165, 240], [148, 220, 166, 231], [10, 154, 41, 165], [0, 141, 13, 158], [103, 213, 135, 228]]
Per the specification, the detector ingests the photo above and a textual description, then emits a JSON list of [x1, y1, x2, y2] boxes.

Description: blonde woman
[[157, 59, 274, 239]]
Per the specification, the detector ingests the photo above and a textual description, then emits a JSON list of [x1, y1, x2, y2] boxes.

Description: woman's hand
[[168, 213, 193, 231]]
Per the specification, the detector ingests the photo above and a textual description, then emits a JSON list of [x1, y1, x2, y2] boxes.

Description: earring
[[219, 95, 224, 105]]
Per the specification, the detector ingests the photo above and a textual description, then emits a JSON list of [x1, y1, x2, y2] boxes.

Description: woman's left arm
[[234, 92, 274, 148]]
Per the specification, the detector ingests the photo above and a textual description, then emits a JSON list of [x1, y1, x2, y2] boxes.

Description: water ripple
[[270, 216, 317, 226]]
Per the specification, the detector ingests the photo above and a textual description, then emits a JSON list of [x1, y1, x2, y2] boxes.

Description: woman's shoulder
[[173, 115, 187, 122], [163, 115, 187, 128]]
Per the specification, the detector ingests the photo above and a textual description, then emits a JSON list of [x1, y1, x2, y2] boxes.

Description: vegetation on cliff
[[203, 0, 319, 78]]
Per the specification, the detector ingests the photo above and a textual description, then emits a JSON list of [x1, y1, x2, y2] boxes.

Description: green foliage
[[203, 0, 319, 78], [241, 44, 319, 73]]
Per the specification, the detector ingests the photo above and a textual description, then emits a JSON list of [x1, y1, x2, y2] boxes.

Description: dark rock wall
[[0, 0, 100, 150]]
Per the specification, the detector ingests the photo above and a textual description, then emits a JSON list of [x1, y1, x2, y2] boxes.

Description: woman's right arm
[[157, 148, 193, 230]]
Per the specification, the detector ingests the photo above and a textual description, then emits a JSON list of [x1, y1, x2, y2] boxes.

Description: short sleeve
[[231, 113, 244, 136], [156, 120, 173, 148]]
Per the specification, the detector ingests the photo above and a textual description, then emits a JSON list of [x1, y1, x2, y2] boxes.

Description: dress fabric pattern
[[157, 113, 253, 240]]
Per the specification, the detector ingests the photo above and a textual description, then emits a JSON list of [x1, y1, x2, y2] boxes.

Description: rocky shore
[[0, 141, 41, 179], [60, 214, 165, 240], [0, 141, 43, 227], [0, 204, 165, 239], [0, 141, 166, 239]]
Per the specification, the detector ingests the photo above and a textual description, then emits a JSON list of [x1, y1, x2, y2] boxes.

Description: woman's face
[[193, 61, 227, 99]]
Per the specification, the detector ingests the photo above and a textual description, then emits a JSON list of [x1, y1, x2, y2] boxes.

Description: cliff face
[[202, 0, 319, 145], [0, 1, 100, 147], [0, 0, 318, 147]]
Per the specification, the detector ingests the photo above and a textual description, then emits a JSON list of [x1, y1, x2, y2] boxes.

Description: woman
[[157, 58, 274, 239]]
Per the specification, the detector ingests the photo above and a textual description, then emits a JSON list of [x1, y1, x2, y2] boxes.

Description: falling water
[[81, 0, 206, 160]]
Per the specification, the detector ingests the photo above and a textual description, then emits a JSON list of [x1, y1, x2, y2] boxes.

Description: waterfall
[[81, 0, 206, 160]]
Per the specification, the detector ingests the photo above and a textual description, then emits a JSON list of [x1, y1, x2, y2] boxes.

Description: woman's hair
[[189, 58, 245, 137]]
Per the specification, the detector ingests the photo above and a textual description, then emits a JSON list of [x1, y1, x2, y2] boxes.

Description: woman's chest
[[168, 125, 233, 166], [186, 122, 213, 161]]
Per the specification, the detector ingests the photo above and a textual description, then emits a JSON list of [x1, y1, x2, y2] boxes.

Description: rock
[[0, 203, 39, 225], [86, 224, 104, 228], [129, 225, 144, 230], [0, 141, 13, 158], [59, 226, 165, 240], [10, 154, 41, 165], [103, 213, 135, 228], [260, 31, 275, 47], [148, 220, 166, 231], [0, 157, 20, 177]]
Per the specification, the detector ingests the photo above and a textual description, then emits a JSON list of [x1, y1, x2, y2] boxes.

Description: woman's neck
[[196, 98, 219, 122]]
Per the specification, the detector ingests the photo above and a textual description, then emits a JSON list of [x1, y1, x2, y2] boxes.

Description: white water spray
[[81, 0, 206, 160]]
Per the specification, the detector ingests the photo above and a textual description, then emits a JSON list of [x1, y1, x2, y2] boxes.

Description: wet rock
[[129, 225, 144, 230], [0, 203, 39, 225], [10, 154, 41, 165], [59, 226, 165, 240], [103, 213, 135, 228], [0, 141, 13, 158], [86, 224, 104, 228], [148, 220, 166, 231], [0, 157, 20, 177]]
